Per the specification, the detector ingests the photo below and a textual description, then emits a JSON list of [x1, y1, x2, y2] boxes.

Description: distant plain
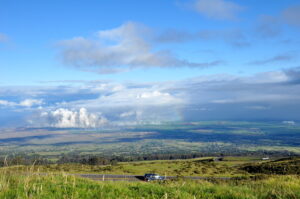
[[1, 121, 299, 159]]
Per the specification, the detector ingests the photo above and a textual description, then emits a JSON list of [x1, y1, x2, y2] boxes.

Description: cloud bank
[[1, 67, 300, 128]]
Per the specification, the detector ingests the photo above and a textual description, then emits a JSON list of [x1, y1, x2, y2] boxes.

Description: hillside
[[241, 157, 300, 175], [2, 156, 259, 177], [1, 156, 300, 198], [0, 169, 300, 199]]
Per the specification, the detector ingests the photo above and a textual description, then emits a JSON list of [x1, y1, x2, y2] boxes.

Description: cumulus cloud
[[41, 87, 184, 126], [2, 67, 300, 127], [191, 0, 244, 20], [41, 108, 107, 128], [52, 68, 300, 121], [58, 22, 222, 73]]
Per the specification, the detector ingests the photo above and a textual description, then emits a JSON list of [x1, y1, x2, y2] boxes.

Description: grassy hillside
[[0, 169, 300, 199], [1, 157, 300, 198], [2, 157, 259, 177], [241, 157, 300, 175]]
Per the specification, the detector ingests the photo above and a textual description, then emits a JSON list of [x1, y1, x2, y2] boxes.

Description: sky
[[0, 0, 300, 128]]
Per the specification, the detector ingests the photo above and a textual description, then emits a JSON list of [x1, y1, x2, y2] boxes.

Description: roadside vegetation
[[1, 122, 299, 198], [242, 157, 300, 175], [2, 156, 258, 177], [0, 169, 300, 199], [4, 156, 300, 177], [1, 156, 300, 198]]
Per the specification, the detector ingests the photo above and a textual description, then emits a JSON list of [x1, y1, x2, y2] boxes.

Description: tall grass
[[0, 167, 300, 199], [1, 157, 251, 177]]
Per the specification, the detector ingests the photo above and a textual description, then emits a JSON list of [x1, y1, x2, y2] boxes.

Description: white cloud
[[19, 99, 43, 107], [76, 88, 183, 108], [2, 67, 300, 126], [42, 86, 185, 124], [120, 111, 138, 118], [282, 121, 295, 125], [58, 22, 222, 73], [192, 0, 243, 20], [246, 105, 269, 110], [137, 91, 170, 99], [0, 100, 16, 106], [0, 98, 43, 107], [41, 108, 107, 128]]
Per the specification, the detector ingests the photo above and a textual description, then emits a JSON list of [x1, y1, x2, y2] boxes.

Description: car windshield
[[145, 174, 159, 177]]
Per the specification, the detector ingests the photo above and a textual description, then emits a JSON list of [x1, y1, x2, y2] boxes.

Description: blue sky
[[0, 0, 300, 127]]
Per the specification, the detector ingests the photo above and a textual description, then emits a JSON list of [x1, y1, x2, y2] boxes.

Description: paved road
[[76, 174, 232, 182], [25, 172, 233, 182]]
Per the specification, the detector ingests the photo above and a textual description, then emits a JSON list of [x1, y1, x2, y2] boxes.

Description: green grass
[[241, 157, 300, 175], [1, 169, 300, 199], [1, 157, 300, 198], [2, 157, 256, 177]]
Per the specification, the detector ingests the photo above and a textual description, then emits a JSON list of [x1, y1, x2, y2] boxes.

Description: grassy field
[[2, 157, 260, 177], [1, 157, 300, 198], [1, 120, 300, 198], [0, 169, 300, 199]]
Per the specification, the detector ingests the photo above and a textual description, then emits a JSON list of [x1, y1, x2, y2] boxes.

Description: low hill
[[241, 157, 300, 174]]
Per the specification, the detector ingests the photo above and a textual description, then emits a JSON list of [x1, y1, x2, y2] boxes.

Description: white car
[[144, 173, 165, 181]]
